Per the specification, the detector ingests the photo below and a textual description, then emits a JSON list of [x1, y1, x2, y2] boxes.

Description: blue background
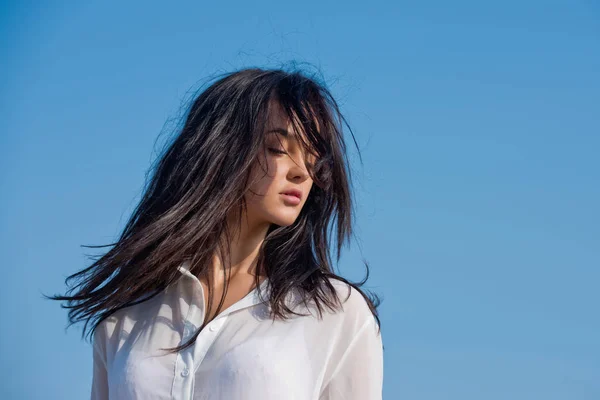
[[1, 1, 599, 399]]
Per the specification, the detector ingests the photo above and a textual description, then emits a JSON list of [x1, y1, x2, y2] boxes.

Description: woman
[[49, 67, 384, 399]]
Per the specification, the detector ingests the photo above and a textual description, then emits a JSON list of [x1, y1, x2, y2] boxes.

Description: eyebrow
[[266, 128, 293, 138], [266, 128, 310, 146], [266, 128, 316, 163]]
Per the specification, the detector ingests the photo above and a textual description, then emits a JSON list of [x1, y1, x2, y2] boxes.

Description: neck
[[209, 209, 271, 281]]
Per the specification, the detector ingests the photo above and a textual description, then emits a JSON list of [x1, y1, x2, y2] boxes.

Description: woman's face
[[245, 101, 316, 228]]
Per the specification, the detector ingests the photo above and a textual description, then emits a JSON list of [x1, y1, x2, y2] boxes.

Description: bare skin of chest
[[198, 273, 264, 324]]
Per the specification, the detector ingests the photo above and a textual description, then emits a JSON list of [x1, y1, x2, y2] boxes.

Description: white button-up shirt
[[91, 262, 384, 399]]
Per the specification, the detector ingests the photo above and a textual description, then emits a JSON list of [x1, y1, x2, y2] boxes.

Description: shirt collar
[[176, 261, 271, 317]]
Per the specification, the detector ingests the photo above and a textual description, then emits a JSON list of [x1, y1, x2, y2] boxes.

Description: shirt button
[[209, 324, 217, 332], [181, 368, 190, 377]]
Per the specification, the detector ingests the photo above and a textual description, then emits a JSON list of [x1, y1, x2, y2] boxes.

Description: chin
[[270, 217, 298, 227], [268, 211, 302, 227]]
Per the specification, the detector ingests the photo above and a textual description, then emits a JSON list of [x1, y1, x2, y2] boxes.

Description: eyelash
[[268, 147, 315, 170], [267, 148, 287, 155]]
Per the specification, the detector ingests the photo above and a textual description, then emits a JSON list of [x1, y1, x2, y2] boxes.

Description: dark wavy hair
[[46, 66, 382, 354]]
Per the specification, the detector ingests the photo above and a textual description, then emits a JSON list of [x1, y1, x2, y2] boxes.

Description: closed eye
[[268, 148, 287, 155], [268, 147, 315, 172]]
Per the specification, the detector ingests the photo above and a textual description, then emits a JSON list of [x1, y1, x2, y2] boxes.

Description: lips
[[280, 188, 302, 200]]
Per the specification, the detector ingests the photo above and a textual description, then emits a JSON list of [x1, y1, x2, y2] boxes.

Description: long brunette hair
[[46, 67, 382, 353]]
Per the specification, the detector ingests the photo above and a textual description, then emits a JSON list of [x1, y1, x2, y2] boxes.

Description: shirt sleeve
[[91, 325, 109, 400], [319, 317, 384, 400]]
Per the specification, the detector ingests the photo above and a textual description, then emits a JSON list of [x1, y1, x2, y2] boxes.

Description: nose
[[287, 155, 311, 182]]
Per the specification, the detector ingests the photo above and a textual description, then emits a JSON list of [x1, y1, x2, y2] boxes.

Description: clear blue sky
[[1, 1, 599, 399]]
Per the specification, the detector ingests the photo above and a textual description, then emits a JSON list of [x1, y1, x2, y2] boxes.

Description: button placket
[[171, 264, 270, 398], [173, 303, 200, 400], [191, 315, 228, 374], [178, 331, 195, 380]]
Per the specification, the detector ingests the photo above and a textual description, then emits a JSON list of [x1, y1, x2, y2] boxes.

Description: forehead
[[264, 100, 317, 144]]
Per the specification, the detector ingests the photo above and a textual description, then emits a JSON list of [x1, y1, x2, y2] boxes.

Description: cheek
[[247, 175, 272, 196], [305, 180, 314, 194], [246, 161, 278, 203]]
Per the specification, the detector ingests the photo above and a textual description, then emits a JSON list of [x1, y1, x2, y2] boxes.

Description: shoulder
[[92, 312, 117, 353], [322, 277, 378, 332], [316, 278, 383, 384]]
